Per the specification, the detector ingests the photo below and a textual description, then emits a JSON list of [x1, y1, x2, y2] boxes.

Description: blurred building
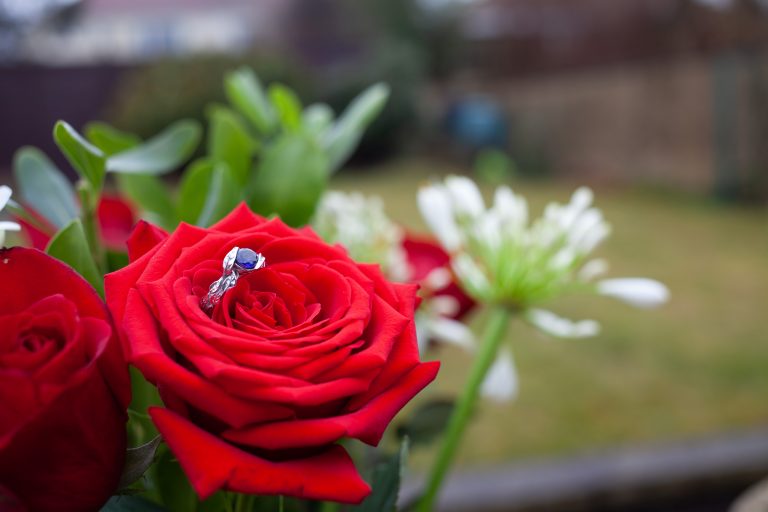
[[4, 0, 284, 65], [436, 0, 768, 198]]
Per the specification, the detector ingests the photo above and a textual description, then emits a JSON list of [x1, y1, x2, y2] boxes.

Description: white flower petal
[[423, 267, 452, 290], [453, 254, 491, 298], [0, 221, 21, 232], [445, 175, 485, 217], [578, 258, 609, 281], [481, 348, 518, 402], [418, 185, 462, 251], [0, 185, 11, 212], [426, 317, 476, 351], [526, 308, 601, 338], [597, 278, 670, 308], [430, 295, 460, 317]]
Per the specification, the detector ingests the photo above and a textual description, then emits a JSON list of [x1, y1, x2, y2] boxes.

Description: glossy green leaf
[[396, 399, 455, 448], [117, 436, 161, 490], [178, 160, 241, 227], [352, 438, 408, 512], [323, 83, 390, 172], [107, 120, 201, 175], [85, 122, 141, 156], [101, 496, 168, 512], [116, 174, 178, 231], [247, 134, 328, 227], [13, 146, 79, 228], [45, 219, 104, 297], [268, 83, 302, 132], [303, 103, 334, 135], [53, 121, 106, 190], [206, 106, 256, 185], [224, 67, 276, 134]]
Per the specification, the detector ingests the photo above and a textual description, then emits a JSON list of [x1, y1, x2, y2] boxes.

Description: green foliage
[[45, 219, 104, 297], [205, 106, 256, 185], [351, 438, 409, 512], [101, 496, 168, 512], [225, 67, 277, 135], [54, 121, 106, 191], [268, 83, 303, 132], [117, 174, 178, 231], [108, 67, 389, 229], [13, 147, 79, 228], [117, 436, 162, 490], [396, 399, 455, 448], [323, 83, 390, 172], [106, 120, 201, 175], [178, 160, 240, 227], [247, 134, 328, 227], [85, 122, 141, 155]]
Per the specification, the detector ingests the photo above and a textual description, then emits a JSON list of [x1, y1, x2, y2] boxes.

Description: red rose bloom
[[402, 234, 474, 319], [105, 205, 439, 503], [0, 248, 130, 512]]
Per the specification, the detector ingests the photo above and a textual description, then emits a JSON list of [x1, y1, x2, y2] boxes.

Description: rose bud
[[0, 248, 130, 512]]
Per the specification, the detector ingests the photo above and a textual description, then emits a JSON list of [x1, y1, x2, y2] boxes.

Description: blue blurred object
[[445, 96, 507, 149]]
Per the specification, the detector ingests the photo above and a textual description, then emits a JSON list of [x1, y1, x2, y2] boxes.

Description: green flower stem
[[76, 180, 106, 274], [416, 306, 511, 512], [278, 495, 284, 512]]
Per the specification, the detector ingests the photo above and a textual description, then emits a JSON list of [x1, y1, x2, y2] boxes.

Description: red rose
[[402, 234, 474, 319], [0, 248, 130, 512], [105, 205, 439, 503], [19, 194, 136, 252]]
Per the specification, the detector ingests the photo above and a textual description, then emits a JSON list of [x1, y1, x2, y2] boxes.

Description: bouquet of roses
[[0, 68, 668, 512]]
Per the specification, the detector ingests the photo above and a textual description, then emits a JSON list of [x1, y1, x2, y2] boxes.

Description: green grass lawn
[[336, 159, 768, 467]]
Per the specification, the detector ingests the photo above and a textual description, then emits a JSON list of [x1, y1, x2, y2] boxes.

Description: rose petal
[[127, 220, 169, 262], [150, 407, 370, 503]]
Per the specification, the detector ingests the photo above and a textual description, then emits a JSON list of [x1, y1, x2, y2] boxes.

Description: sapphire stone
[[235, 248, 259, 270]]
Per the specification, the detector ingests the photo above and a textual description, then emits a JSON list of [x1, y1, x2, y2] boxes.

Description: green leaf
[[127, 367, 161, 446], [100, 496, 168, 512], [323, 83, 390, 172], [206, 106, 256, 185], [117, 436, 162, 490], [53, 121, 106, 190], [224, 67, 276, 134], [13, 146, 80, 228], [85, 122, 141, 156], [152, 446, 199, 511], [116, 174, 178, 231], [396, 399, 455, 448], [268, 83, 302, 132], [45, 219, 104, 297], [107, 120, 201, 175], [247, 134, 328, 227], [178, 160, 241, 227], [352, 438, 409, 512], [303, 103, 334, 135]]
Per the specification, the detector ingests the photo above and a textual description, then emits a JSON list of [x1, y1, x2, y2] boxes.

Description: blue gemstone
[[235, 248, 259, 270]]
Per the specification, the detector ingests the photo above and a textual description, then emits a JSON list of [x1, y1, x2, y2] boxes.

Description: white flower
[[596, 278, 670, 308], [312, 190, 410, 281], [417, 175, 668, 341], [0, 185, 21, 247], [417, 177, 612, 306]]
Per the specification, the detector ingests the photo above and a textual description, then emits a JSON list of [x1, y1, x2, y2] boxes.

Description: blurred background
[[1, 0, 767, 510]]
